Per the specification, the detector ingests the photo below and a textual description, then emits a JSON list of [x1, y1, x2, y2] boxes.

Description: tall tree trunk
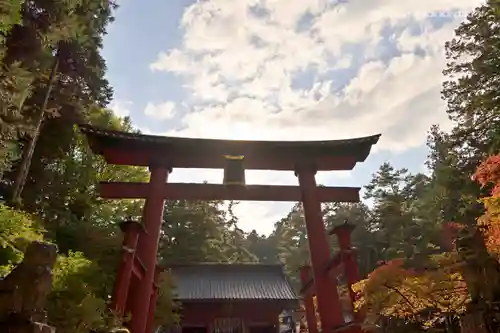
[[10, 51, 59, 205]]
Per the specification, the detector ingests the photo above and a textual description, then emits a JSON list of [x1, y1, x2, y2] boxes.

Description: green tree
[[272, 203, 310, 288], [1, 107, 151, 331], [429, 0, 500, 229], [245, 229, 280, 264], [442, 0, 500, 156], [0, 0, 33, 179], [47, 251, 119, 333], [364, 163, 440, 262], [0, 204, 43, 275], [159, 200, 257, 265], [154, 271, 180, 330], [426, 1, 500, 330], [3, 0, 116, 203], [159, 200, 232, 264]]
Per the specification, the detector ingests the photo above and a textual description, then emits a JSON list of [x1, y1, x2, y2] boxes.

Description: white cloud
[[148, 0, 483, 233], [144, 101, 176, 120], [109, 100, 133, 118], [151, 0, 480, 149]]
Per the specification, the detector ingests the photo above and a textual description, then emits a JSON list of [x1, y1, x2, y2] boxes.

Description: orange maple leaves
[[473, 154, 500, 256], [350, 155, 500, 328], [473, 155, 500, 195]]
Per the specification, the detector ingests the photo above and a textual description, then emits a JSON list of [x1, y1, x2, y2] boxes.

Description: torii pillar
[[296, 166, 344, 331], [299, 266, 318, 333], [129, 166, 169, 333], [331, 222, 363, 323]]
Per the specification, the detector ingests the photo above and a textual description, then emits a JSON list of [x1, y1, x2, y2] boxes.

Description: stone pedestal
[[0, 242, 58, 333]]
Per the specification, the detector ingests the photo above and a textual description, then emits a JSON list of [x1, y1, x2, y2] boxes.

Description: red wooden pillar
[[146, 265, 161, 333], [130, 166, 170, 333], [111, 220, 143, 316], [299, 266, 318, 333], [331, 223, 361, 322], [296, 167, 344, 332]]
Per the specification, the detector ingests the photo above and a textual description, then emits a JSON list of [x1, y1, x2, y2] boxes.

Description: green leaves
[[159, 200, 257, 265], [0, 61, 35, 178], [48, 251, 117, 333], [0, 204, 43, 271], [154, 272, 180, 329], [436, 0, 500, 226], [0, 108, 149, 331], [0, 0, 23, 36]]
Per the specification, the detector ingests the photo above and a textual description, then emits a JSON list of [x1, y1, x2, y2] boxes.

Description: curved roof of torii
[[79, 124, 381, 171]]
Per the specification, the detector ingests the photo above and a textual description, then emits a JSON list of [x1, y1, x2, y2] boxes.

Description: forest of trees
[[0, 0, 499, 332]]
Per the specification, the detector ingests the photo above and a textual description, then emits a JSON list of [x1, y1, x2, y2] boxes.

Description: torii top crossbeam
[[79, 124, 381, 171]]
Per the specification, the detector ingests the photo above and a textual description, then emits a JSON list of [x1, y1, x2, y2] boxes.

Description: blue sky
[[101, 0, 482, 235]]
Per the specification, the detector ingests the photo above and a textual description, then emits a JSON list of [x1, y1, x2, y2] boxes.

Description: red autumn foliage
[[473, 154, 500, 256], [367, 258, 412, 281], [473, 155, 500, 195], [353, 157, 500, 325]]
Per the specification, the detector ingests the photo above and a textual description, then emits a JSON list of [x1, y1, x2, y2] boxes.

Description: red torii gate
[[300, 223, 364, 333], [79, 124, 380, 333]]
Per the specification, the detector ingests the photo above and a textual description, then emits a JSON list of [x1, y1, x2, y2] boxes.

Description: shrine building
[[168, 263, 299, 333]]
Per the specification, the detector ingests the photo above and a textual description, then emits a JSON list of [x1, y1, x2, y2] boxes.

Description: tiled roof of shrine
[[168, 263, 298, 301]]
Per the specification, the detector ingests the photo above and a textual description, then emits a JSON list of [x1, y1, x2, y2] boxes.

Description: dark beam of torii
[[99, 182, 361, 202]]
